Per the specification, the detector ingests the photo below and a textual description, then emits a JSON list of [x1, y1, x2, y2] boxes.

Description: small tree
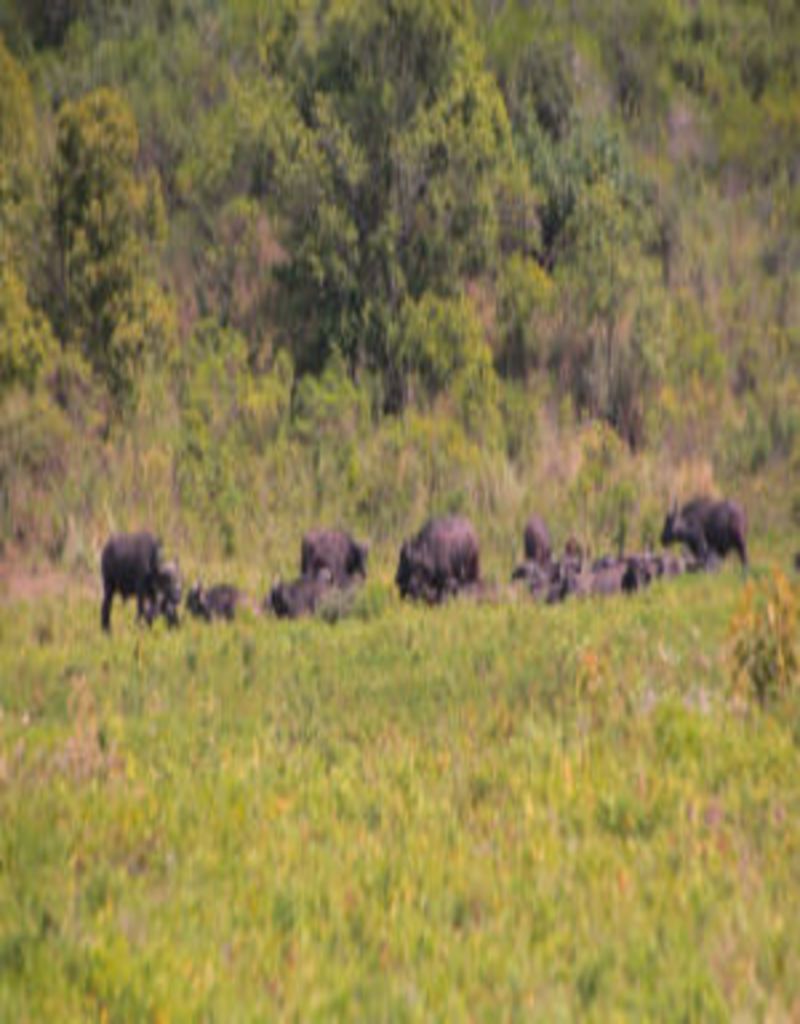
[[0, 37, 40, 280], [553, 180, 668, 448], [53, 87, 172, 410], [0, 268, 56, 396]]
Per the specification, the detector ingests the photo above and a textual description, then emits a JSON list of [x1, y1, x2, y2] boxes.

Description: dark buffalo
[[546, 553, 654, 603], [511, 558, 551, 586], [547, 564, 588, 603], [646, 552, 687, 578], [563, 536, 584, 568], [100, 532, 181, 632], [268, 570, 333, 619], [523, 515, 551, 566], [591, 554, 619, 572], [301, 528, 368, 585], [661, 497, 748, 566], [396, 515, 480, 603], [619, 556, 655, 594], [511, 559, 553, 601], [186, 582, 244, 622]]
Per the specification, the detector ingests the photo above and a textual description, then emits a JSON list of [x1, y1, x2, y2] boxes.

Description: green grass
[[1, 566, 799, 1021]]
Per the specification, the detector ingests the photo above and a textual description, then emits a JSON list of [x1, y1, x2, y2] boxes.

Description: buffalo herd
[[99, 496, 751, 631]]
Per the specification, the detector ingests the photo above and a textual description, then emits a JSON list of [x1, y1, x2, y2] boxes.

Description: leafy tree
[[0, 36, 38, 273], [0, 41, 55, 398], [176, 318, 293, 553], [264, 0, 523, 408], [495, 253, 553, 379], [0, 268, 57, 396], [553, 180, 668, 448], [52, 87, 173, 407], [292, 350, 370, 509], [388, 290, 500, 441], [487, 2, 574, 141]]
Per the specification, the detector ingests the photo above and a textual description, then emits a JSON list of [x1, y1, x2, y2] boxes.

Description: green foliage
[[389, 291, 500, 442], [495, 253, 552, 379], [260, 0, 520, 405], [53, 87, 174, 407], [731, 570, 799, 709], [176, 320, 293, 554], [292, 350, 368, 511], [1, 563, 800, 1017], [553, 178, 669, 447], [491, 17, 574, 141], [0, 268, 57, 395], [0, 36, 38, 272], [568, 422, 639, 553], [0, 387, 76, 552], [0, 0, 797, 568]]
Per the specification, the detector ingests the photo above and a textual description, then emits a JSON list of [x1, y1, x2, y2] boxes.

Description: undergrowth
[[1, 563, 799, 1019]]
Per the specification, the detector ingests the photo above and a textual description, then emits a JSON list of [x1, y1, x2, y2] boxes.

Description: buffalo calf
[[268, 570, 334, 619], [186, 582, 243, 622], [301, 528, 368, 585]]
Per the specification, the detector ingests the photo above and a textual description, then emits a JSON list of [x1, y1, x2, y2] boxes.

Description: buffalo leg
[[137, 589, 156, 626], [101, 587, 113, 632]]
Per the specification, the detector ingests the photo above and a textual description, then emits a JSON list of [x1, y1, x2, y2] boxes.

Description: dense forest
[[1, 0, 799, 576]]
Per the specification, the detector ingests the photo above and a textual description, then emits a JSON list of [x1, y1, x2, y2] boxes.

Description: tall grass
[[1, 563, 798, 1019]]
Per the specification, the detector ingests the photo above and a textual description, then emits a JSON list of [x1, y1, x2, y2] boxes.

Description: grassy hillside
[[1, 561, 798, 1019], [1, 0, 798, 567], [1, 2, 799, 1014]]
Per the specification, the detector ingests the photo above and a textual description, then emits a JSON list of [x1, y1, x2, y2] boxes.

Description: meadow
[[2, 0, 800, 1016], [1, 558, 799, 1021]]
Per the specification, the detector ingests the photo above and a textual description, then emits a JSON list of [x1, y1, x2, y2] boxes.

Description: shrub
[[730, 570, 798, 709], [568, 422, 639, 554], [0, 268, 57, 396], [389, 291, 501, 442], [0, 387, 75, 550]]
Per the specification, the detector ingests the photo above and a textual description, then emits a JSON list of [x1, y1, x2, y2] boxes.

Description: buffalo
[[396, 515, 480, 603], [186, 582, 244, 622], [661, 497, 748, 567], [543, 552, 656, 604], [523, 515, 552, 566], [644, 552, 687, 578], [267, 569, 334, 619], [301, 528, 368, 585], [100, 531, 181, 632], [511, 558, 551, 593], [563, 536, 584, 568]]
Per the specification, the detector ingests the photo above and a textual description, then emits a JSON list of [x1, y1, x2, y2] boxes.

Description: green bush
[[0, 269, 57, 396], [0, 387, 75, 550], [731, 570, 798, 709]]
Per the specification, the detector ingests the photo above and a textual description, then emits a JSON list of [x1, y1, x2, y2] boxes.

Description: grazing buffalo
[[563, 536, 584, 567], [544, 553, 655, 604], [586, 559, 629, 596], [301, 528, 368, 585], [100, 532, 181, 632], [186, 582, 244, 622], [511, 558, 551, 589], [646, 552, 687, 578], [268, 570, 334, 619], [523, 515, 552, 566], [396, 515, 480, 603], [619, 556, 655, 594], [661, 497, 748, 567]]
